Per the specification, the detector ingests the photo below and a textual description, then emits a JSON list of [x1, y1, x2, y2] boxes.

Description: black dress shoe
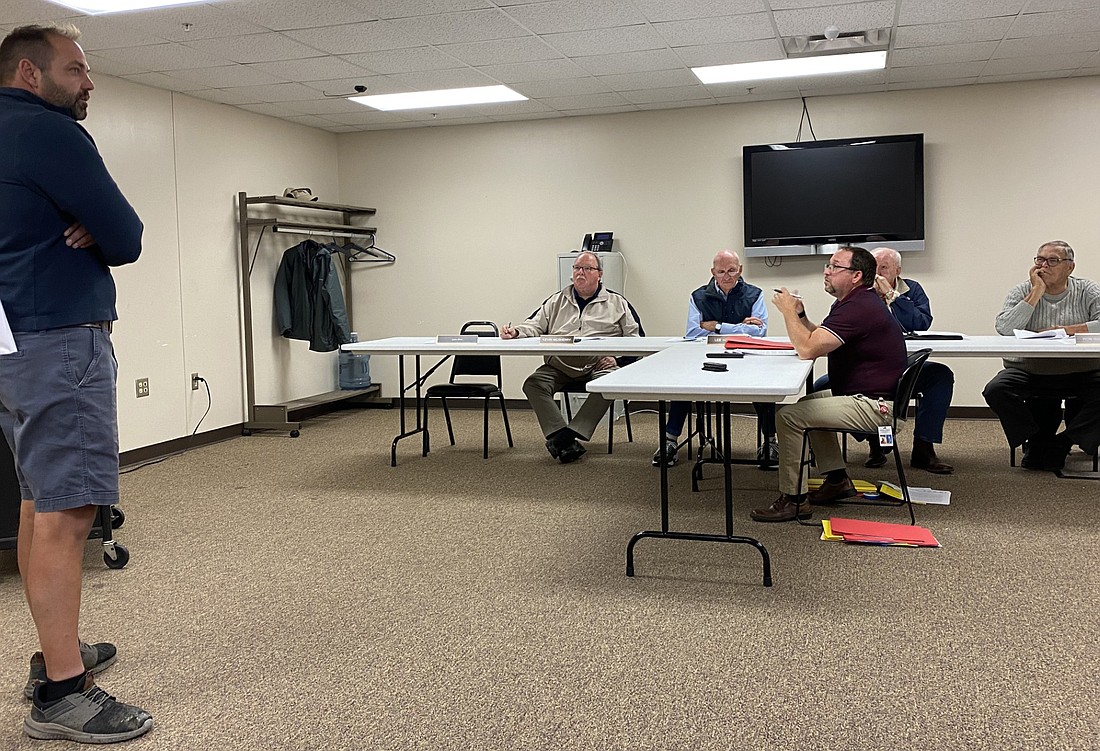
[[557, 439, 587, 464], [865, 445, 892, 468], [751, 494, 812, 522]]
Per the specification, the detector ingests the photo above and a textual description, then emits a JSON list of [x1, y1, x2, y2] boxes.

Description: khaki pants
[[522, 364, 615, 441], [776, 390, 894, 495]]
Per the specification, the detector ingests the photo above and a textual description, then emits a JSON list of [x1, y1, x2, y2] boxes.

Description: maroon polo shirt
[[819, 285, 907, 398]]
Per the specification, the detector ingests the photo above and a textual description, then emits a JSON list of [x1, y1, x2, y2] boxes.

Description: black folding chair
[[796, 349, 933, 526], [423, 321, 513, 459]]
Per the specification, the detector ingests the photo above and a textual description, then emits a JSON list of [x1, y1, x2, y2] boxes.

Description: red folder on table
[[723, 336, 795, 351], [828, 517, 940, 547]]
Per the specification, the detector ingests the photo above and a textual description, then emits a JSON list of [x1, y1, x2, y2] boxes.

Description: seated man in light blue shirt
[[653, 250, 778, 468]]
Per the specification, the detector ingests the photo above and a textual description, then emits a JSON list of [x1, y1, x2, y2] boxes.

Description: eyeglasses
[[714, 269, 741, 276], [824, 263, 856, 273], [1034, 256, 1070, 267], [572, 265, 600, 273]]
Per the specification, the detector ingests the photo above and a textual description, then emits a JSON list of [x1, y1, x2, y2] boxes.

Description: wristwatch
[[797, 311, 807, 319], [716, 322, 722, 334]]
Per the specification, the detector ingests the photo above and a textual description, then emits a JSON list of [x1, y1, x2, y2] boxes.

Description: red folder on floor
[[828, 517, 941, 547], [723, 336, 795, 351]]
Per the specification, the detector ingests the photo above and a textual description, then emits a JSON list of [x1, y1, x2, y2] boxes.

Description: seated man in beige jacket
[[502, 251, 642, 463]]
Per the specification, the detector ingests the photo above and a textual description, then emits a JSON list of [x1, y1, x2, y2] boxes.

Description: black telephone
[[581, 232, 614, 252]]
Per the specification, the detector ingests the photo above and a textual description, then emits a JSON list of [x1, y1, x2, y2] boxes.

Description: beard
[[39, 73, 89, 121]]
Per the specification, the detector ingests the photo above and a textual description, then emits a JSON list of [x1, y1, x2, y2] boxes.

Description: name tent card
[[437, 335, 478, 344], [540, 335, 576, 344]]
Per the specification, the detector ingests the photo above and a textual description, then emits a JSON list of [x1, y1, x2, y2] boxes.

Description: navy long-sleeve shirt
[[0, 87, 142, 331]]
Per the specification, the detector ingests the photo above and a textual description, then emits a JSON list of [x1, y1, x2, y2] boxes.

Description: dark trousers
[[982, 368, 1100, 454], [813, 361, 955, 444], [664, 401, 776, 439]]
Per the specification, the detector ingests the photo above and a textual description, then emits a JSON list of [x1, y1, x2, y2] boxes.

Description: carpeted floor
[[1, 406, 1098, 750]]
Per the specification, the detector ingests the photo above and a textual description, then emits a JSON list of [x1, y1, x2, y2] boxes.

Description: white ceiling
[[4, 0, 1099, 132]]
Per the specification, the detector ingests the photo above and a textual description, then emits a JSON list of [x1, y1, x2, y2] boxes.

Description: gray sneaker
[[25, 672, 152, 743], [25, 641, 117, 700]]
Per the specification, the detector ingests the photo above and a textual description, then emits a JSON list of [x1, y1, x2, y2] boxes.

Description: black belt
[[77, 321, 113, 333]]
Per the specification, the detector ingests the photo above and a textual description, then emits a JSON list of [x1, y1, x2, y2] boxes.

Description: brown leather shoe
[[807, 477, 857, 504], [751, 494, 812, 522]]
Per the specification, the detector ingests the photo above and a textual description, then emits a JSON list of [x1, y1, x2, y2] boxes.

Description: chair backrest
[[893, 348, 932, 427], [451, 321, 503, 384]]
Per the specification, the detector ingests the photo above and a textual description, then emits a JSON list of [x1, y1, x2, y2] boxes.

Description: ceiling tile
[[888, 61, 988, 82], [992, 32, 1100, 57], [619, 84, 713, 104], [570, 48, 683, 76], [894, 18, 1015, 47], [653, 13, 775, 46], [216, 0, 379, 31], [511, 77, 609, 97], [283, 114, 344, 128], [384, 9, 531, 44], [298, 75, 407, 96], [886, 78, 977, 91], [246, 56, 373, 82], [543, 25, 666, 57], [438, 36, 562, 66], [503, 0, 646, 34], [982, 51, 1095, 74], [1009, 8, 1100, 36], [632, 0, 766, 23], [183, 33, 325, 64], [773, 2, 896, 37], [164, 64, 285, 88], [0, 0, 75, 25], [183, 87, 265, 106], [341, 46, 465, 74], [897, 0, 1025, 26], [93, 43, 235, 72], [120, 71, 209, 91], [889, 41, 1000, 67], [471, 99, 556, 115], [673, 39, 784, 66], [385, 68, 499, 90], [597, 68, 701, 91], [278, 95, 375, 115], [237, 102, 312, 118], [106, 4, 270, 42], [1024, 0, 1100, 10], [221, 81, 331, 102], [84, 52, 146, 78], [66, 15, 166, 51], [540, 92, 632, 110], [634, 99, 712, 112], [980, 70, 1077, 83], [362, 0, 495, 18], [476, 58, 588, 82], [282, 21, 422, 55]]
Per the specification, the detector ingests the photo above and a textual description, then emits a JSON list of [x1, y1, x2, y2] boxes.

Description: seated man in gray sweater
[[983, 240, 1100, 471]]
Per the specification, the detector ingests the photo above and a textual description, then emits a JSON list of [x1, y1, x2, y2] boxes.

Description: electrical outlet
[[191, 372, 200, 391], [135, 378, 150, 398]]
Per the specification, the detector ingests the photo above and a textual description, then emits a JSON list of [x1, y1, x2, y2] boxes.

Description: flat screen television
[[742, 133, 924, 252]]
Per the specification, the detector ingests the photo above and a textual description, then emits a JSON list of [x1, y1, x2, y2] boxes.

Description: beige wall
[[337, 76, 1100, 408], [82, 76, 338, 451], [74, 73, 1100, 453]]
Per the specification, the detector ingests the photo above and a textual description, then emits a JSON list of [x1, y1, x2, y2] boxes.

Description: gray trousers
[[776, 390, 895, 495], [522, 364, 615, 441]]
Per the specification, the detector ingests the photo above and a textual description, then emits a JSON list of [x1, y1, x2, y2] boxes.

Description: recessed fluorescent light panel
[[692, 50, 887, 84], [47, 0, 206, 12], [350, 85, 527, 112]]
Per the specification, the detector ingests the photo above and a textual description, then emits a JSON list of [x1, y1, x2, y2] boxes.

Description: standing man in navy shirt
[[752, 246, 907, 523], [0, 24, 152, 743]]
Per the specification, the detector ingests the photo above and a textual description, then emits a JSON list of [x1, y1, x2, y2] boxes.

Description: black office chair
[[1008, 397, 1098, 471], [796, 349, 933, 526], [423, 321, 513, 459]]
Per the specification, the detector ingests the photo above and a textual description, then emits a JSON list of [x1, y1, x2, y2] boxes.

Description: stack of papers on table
[[1014, 328, 1068, 339], [822, 517, 940, 547]]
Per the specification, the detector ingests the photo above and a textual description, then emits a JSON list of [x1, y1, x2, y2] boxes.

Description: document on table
[[0, 299, 15, 354], [1014, 328, 1068, 339]]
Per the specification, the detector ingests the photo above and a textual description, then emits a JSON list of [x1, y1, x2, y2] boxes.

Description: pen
[[773, 288, 803, 299]]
